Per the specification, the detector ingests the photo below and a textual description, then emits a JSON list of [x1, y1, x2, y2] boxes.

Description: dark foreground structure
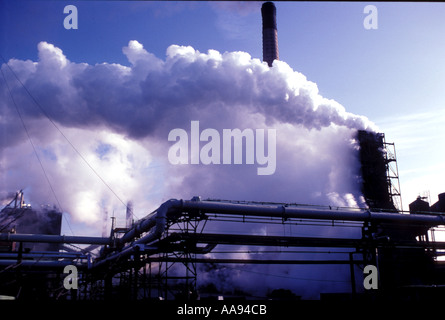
[[262, 1, 279, 67]]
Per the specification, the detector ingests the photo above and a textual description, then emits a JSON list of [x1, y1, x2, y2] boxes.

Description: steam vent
[[262, 1, 279, 67]]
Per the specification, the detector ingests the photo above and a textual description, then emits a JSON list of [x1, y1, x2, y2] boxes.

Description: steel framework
[[2, 197, 445, 300]]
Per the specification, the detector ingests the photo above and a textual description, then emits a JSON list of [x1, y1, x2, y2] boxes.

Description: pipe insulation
[[93, 199, 183, 269], [0, 252, 88, 259], [118, 199, 182, 245], [0, 259, 86, 268], [0, 233, 111, 245], [3, 198, 444, 271], [94, 197, 445, 269], [180, 199, 445, 226]]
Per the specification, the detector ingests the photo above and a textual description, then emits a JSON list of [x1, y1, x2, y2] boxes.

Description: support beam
[[160, 232, 445, 250], [145, 257, 365, 265]]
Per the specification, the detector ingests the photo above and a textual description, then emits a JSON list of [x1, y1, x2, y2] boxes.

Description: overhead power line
[[0, 54, 138, 222]]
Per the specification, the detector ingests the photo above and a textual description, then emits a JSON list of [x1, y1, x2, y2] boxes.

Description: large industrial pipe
[[93, 199, 183, 269], [118, 199, 182, 245], [180, 199, 445, 226], [5, 197, 442, 271], [0, 233, 111, 245], [0, 252, 88, 260], [3, 198, 444, 256], [0, 259, 86, 268], [93, 197, 445, 269]]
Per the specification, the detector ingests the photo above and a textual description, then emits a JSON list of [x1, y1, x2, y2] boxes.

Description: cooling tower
[[262, 2, 279, 67]]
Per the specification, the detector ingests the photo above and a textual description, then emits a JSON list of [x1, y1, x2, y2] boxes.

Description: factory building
[[0, 190, 63, 299]]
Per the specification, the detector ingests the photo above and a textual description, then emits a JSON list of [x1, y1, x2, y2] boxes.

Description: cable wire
[[0, 54, 138, 221], [0, 65, 75, 236]]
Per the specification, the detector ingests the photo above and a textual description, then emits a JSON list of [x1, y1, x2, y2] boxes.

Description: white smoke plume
[[1, 41, 376, 298], [0, 40, 377, 223]]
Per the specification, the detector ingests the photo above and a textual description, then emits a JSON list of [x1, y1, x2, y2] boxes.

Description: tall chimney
[[261, 2, 279, 67], [126, 201, 133, 228]]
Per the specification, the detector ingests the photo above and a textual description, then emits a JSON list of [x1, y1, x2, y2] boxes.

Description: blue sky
[[1, 0, 445, 222], [3, 1, 445, 118]]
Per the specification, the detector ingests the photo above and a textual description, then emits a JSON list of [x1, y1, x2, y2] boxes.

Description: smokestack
[[126, 201, 133, 228], [261, 2, 279, 67], [102, 208, 109, 237]]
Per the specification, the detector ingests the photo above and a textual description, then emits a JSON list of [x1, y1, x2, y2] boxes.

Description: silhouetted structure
[[262, 2, 279, 67], [357, 130, 397, 211]]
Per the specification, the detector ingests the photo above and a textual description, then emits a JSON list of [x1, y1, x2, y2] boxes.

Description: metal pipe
[[93, 199, 183, 269], [163, 232, 445, 250], [93, 243, 158, 270], [89, 197, 445, 269], [0, 233, 111, 245], [133, 199, 181, 245], [180, 199, 445, 226], [0, 259, 86, 268], [0, 252, 88, 259], [119, 199, 183, 245], [146, 257, 365, 265]]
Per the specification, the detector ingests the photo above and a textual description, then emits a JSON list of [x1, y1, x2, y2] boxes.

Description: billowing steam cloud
[[1, 41, 375, 297], [0, 40, 376, 224]]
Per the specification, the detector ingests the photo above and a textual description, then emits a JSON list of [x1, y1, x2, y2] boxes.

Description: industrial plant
[[1, 2, 445, 303]]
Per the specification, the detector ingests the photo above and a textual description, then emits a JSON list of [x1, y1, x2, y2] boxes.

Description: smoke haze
[[0, 40, 376, 227], [0, 40, 379, 298]]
